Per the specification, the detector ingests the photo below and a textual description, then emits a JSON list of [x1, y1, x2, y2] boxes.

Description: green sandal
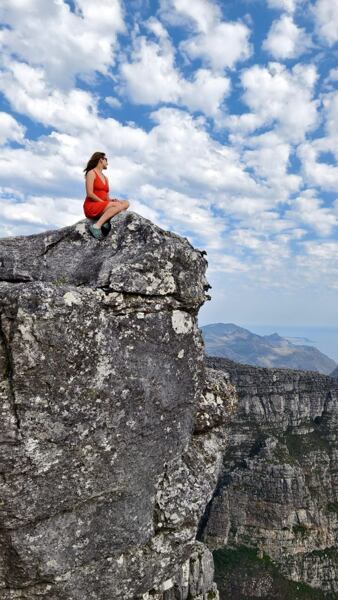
[[89, 224, 104, 240]]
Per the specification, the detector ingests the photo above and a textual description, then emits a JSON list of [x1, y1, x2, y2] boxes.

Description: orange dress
[[83, 171, 110, 218]]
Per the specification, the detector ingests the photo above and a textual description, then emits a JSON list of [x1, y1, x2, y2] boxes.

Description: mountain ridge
[[201, 322, 337, 375]]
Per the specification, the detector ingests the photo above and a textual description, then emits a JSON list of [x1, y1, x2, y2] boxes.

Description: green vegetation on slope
[[284, 430, 331, 460], [213, 546, 337, 600]]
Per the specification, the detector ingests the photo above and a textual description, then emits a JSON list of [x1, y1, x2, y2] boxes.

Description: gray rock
[[0, 212, 209, 310], [1, 213, 337, 600], [203, 357, 338, 597], [0, 213, 221, 599]]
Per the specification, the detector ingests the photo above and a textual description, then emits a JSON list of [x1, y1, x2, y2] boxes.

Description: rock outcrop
[[1, 214, 337, 600], [0, 212, 234, 599], [203, 358, 338, 599]]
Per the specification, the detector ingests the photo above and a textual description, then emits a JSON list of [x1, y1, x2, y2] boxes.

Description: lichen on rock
[[1, 213, 337, 600], [0, 213, 217, 599]]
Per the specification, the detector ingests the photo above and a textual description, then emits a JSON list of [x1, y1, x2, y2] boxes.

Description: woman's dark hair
[[84, 152, 106, 176]]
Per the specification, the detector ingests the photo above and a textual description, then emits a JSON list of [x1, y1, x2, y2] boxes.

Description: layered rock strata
[[203, 358, 338, 599]]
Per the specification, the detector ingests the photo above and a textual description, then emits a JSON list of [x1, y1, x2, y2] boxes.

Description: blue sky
[[0, 0, 337, 330]]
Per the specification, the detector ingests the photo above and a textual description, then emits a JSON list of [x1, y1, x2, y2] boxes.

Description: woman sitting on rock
[[83, 151, 129, 240]]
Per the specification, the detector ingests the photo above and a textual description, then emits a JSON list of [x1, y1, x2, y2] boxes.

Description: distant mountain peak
[[263, 333, 283, 342], [201, 322, 337, 375]]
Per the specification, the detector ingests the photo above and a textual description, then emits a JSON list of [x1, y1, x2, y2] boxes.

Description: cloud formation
[[0, 0, 337, 327], [121, 28, 230, 115], [263, 14, 311, 59], [313, 0, 338, 45], [0, 0, 124, 87]]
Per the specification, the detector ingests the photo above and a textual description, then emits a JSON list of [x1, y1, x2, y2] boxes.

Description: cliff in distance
[[205, 358, 338, 600], [0, 213, 337, 600]]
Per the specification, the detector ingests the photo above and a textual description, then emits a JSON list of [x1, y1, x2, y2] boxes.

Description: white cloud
[[228, 62, 319, 142], [327, 68, 338, 82], [121, 37, 181, 105], [312, 0, 338, 45], [146, 108, 259, 196], [159, 0, 221, 33], [296, 90, 338, 191], [159, 0, 251, 70], [138, 184, 226, 250], [105, 96, 122, 109], [263, 14, 311, 59], [266, 0, 299, 13], [0, 112, 26, 145], [182, 21, 252, 70], [298, 141, 338, 191], [75, 0, 124, 33], [297, 241, 338, 288], [286, 191, 338, 236], [323, 90, 338, 144], [121, 35, 230, 116], [0, 192, 83, 239], [242, 132, 301, 195], [0, 61, 98, 132], [181, 69, 231, 116], [231, 228, 292, 263], [207, 253, 250, 273], [303, 240, 338, 261], [0, 0, 124, 87]]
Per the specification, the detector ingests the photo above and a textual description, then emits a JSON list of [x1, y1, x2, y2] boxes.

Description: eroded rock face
[[0, 213, 228, 600], [2, 214, 337, 600], [203, 358, 338, 599]]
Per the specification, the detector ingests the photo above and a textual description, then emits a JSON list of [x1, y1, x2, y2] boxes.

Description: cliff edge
[[0, 214, 337, 600], [0, 212, 231, 600]]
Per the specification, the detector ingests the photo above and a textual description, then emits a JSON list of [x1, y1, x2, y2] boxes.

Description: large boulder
[[0, 212, 232, 599]]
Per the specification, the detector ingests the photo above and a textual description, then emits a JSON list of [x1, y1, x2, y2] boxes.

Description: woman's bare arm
[[85, 171, 106, 202]]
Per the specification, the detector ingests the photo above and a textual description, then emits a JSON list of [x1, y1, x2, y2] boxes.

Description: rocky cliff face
[[204, 358, 338, 599], [0, 212, 233, 599], [1, 214, 337, 600]]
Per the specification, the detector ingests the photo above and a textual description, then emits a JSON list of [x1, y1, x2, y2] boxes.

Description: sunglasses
[[101, 157, 108, 161]]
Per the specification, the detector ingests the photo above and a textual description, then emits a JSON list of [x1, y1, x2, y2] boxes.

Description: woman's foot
[[88, 224, 104, 240]]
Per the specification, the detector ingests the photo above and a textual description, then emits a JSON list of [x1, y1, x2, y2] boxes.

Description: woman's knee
[[116, 200, 129, 213], [104, 205, 118, 217]]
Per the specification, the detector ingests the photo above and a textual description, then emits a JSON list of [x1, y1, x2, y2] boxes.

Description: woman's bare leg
[[95, 201, 129, 228]]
